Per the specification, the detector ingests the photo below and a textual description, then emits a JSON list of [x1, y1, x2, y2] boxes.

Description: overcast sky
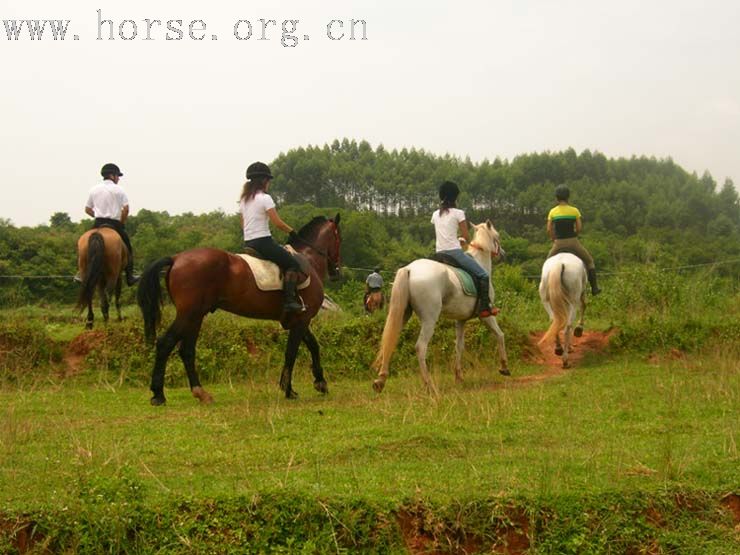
[[2, 0, 739, 226]]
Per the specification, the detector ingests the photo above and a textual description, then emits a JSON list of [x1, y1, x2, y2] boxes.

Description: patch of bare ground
[[61, 330, 106, 377], [720, 493, 740, 530], [397, 505, 529, 554], [486, 329, 615, 391], [0, 518, 49, 554]]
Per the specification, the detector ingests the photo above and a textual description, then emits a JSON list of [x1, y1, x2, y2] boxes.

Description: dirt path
[[488, 329, 615, 390]]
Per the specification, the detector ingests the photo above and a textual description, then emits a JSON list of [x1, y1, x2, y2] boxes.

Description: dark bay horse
[[137, 215, 342, 406], [77, 227, 127, 329]]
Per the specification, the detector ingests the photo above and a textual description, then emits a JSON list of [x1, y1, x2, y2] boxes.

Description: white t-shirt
[[86, 180, 129, 220], [240, 191, 276, 241], [431, 208, 466, 252]]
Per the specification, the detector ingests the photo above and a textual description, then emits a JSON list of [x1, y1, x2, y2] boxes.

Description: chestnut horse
[[76, 227, 127, 329], [364, 290, 384, 313], [137, 215, 341, 406]]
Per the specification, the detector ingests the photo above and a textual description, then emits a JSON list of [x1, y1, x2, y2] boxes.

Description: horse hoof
[[314, 381, 328, 395], [150, 396, 166, 406], [192, 387, 214, 404], [285, 389, 299, 400], [372, 379, 385, 393], [85, 323, 93, 330], [499, 368, 511, 377], [555, 347, 564, 356], [574, 327, 583, 337], [562, 361, 571, 369]]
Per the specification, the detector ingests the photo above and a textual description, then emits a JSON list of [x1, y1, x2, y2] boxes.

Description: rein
[[292, 221, 341, 267]]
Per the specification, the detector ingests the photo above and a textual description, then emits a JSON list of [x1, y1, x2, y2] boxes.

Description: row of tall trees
[[1, 141, 738, 304]]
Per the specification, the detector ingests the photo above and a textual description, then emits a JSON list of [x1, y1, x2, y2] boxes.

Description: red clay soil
[[486, 329, 615, 391], [720, 493, 740, 528], [0, 518, 48, 554], [397, 506, 529, 555], [61, 330, 106, 377]]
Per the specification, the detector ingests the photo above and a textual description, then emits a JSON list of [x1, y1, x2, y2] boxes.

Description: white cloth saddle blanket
[[236, 246, 311, 292]]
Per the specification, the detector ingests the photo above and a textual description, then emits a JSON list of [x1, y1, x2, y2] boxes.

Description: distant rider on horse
[[83, 163, 138, 285], [364, 267, 384, 312], [239, 161, 305, 313], [546, 184, 601, 295], [432, 181, 495, 318]]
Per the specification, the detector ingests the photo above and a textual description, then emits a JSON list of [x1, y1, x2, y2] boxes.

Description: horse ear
[[486, 219, 493, 229], [334, 213, 341, 226]]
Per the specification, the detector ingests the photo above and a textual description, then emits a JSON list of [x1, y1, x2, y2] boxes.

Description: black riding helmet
[[439, 180, 460, 202], [246, 161, 273, 180], [101, 163, 123, 177], [555, 184, 570, 201]]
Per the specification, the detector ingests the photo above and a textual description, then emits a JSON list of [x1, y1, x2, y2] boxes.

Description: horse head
[[289, 214, 342, 280], [470, 219, 503, 259]]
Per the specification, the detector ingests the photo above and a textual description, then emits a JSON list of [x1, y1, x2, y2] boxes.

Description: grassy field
[[0, 270, 738, 553]]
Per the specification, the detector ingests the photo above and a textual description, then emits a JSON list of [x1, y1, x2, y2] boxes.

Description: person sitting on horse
[[84, 163, 138, 286], [546, 184, 601, 295], [239, 161, 305, 314], [432, 180, 495, 318], [364, 266, 384, 311]]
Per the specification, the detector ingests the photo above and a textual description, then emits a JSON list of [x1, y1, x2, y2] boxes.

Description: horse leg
[[280, 324, 306, 399], [554, 334, 564, 356], [302, 327, 328, 394], [99, 284, 110, 325], [114, 277, 122, 322], [178, 319, 213, 404], [574, 292, 586, 337], [415, 317, 439, 396], [86, 299, 94, 330], [454, 321, 465, 383], [482, 315, 510, 376], [150, 323, 182, 406]]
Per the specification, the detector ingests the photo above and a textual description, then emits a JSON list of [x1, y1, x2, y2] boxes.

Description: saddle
[[237, 245, 311, 292], [428, 253, 478, 298]]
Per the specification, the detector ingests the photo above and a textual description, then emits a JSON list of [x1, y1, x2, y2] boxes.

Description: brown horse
[[76, 227, 128, 329], [364, 290, 384, 313], [137, 215, 342, 406]]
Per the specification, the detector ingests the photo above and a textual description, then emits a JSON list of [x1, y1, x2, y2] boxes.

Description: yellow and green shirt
[[547, 204, 581, 239]]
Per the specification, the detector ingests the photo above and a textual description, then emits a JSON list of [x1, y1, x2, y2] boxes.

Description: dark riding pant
[[547, 238, 595, 270], [243, 236, 300, 273], [93, 218, 133, 257]]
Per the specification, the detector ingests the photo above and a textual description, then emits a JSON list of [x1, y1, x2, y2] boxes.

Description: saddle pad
[[447, 266, 477, 297], [236, 253, 311, 292]]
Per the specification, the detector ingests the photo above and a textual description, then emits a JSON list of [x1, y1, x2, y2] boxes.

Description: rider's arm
[[575, 217, 582, 234], [120, 205, 129, 225], [547, 219, 554, 240], [458, 220, 470, 244], [266, 208, 294, 234], [85, 206, 95, 218]]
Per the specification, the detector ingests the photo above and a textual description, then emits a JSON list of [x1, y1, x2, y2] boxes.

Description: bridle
[[292, 220, 341, 273]]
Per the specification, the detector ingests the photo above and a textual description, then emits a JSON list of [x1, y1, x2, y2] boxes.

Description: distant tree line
[[1, 140, 738, 304]]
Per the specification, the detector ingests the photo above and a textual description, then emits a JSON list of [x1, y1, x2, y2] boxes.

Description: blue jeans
[[438, 249, 488, 281]]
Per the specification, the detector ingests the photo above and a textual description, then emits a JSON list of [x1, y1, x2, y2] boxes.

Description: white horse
[[372, 221, 510, 395], [538, 253, 588, 368]]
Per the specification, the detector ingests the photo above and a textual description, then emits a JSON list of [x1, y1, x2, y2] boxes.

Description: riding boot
[[587, 268, 601, 296], [476, 277, 494, 318], [125, 256, 139, 286], [283, 272, 305, 313]]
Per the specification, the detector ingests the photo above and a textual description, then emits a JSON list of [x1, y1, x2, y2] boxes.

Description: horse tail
[[540, 263, 569, 345], [372, 267, 411, 372], [137, 257, 174, 345], [77, 232, 105, 312]]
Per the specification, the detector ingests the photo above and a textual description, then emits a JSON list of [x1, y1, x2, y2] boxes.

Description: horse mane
[[287, 216, 328, 246]]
